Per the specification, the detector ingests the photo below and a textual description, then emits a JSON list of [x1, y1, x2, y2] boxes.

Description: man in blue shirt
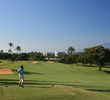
[[18, 65, 24, 87]]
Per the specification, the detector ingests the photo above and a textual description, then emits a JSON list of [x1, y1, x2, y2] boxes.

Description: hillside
[[102, 42, 110, 49]]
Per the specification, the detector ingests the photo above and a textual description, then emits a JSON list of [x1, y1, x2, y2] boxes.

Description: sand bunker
[[18, 61, 26, 62], [0, 68, 14, 74], [47, 61, 53, 63], [31, 62, 37, 63]]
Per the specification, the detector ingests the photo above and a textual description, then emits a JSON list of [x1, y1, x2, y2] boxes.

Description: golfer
[[18, 65, 24, 87]]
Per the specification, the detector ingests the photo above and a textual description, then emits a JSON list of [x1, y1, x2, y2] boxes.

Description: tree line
[[58, 45, 110, 71], [0, 42, 45, 62], [0, 50, 45, 61], [1, 42, 110, 71]]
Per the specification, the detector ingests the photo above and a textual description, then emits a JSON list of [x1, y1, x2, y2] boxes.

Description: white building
[[43, 52, 51, 56], [55, 51, 65, 57]]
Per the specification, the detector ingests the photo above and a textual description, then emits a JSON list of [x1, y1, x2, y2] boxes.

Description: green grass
[[0, 61, 110, 100], [0, 60, 11, 65]]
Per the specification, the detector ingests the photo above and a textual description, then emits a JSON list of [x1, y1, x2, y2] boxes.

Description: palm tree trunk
[[17, 51, 18, 63], [71, 54, 73, 67]]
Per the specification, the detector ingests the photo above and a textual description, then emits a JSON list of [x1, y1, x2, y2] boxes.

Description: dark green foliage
[[17, 53, 29, 61], [2, 53, 10, 60], [59, 45, 110, 71], [28, 51, 37, 60], [83, 48, 95, 66], [11, 54, 17, 61], [28, 52, 44, 61], [36, 52, 44, 61], [0, 51, 44, 61], [92, 45, 110, 70], [0, 53, 3, 59], [82, 45, 110, 70], [86, 45, 110, 70], [58, 54, 80, 64]]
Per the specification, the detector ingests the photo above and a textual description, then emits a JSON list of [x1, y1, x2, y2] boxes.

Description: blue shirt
[[18, 68, 24, 76]]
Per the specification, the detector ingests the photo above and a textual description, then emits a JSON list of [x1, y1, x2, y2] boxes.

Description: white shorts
[[19, 75, 24, 83]]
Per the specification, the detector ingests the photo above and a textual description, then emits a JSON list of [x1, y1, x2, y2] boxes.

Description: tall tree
[[0, 50, 4, 54], [8, 49, 12, 53], [83, 48, 95, 67], [0, 50, 4, 59], [8, 42, 14, 62], [15, 46, 22, 62], [15, 46, 22, 54], [67, 46, 75, 67], [67, 46, 75, 54], [8, 42, 14, 52], [83, 45, 110, 71], [92, 45, 110, 71], [8, 49, 12, 62]]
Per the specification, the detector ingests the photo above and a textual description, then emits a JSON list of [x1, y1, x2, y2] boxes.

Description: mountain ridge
[[77, 42, 110, 52], [102, 42, 110, 49]]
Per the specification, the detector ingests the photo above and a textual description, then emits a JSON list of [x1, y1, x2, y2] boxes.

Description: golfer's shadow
[[24, 71, 44, 75], [11, 69, 44, 75]]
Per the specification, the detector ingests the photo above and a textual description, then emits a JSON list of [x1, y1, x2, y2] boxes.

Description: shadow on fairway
[[1, 79, 110, 92], [0, 79, 18, 85], [0, 79, 53, 86], [11, 69, 44, 75], [103, 70, 110, 74], [86, 89, 110, 92], [24, 71, 44, 75]]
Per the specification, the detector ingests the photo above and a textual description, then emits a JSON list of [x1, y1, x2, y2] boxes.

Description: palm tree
[[67, 46, 75, 67], [15, 46, 22, 62], [67, 46, 75, 54], [8, 42, 14, 62], [8, 49, 12, 62], [8, 49, 12, 53], [0, 50, 4, 54], [8, 42, 14, 52]]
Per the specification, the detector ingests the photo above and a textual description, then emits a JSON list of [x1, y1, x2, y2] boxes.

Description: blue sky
[[0, 0, 110, 53]]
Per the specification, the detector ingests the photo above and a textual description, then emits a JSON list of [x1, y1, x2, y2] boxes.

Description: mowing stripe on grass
[[1, 87, 4, 96]]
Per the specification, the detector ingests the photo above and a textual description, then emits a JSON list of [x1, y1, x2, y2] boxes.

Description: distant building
[[43, 52, 51, 56], [55, 51, 65, 57]]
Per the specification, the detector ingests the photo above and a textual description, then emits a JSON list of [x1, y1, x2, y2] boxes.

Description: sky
[[0, 0, 110, 53]]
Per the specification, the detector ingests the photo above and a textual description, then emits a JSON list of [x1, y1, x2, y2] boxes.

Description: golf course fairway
[[0, 60, 110, 100]]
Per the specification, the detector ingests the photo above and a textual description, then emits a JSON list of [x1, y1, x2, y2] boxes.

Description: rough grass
[[0, 61, 110, 100]]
